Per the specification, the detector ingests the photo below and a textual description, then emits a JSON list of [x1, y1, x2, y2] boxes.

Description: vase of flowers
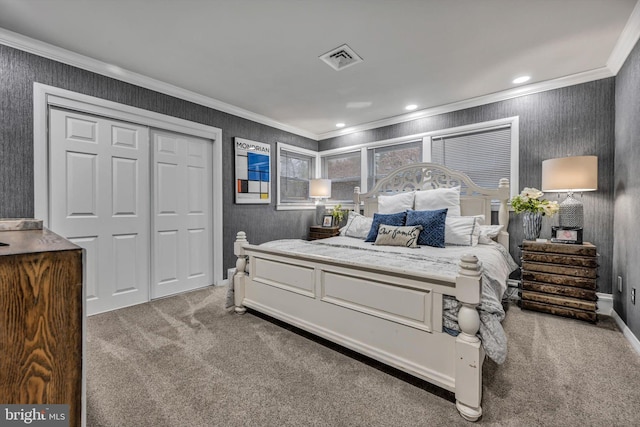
[[331, 204, 345, 227], [511, 187, 559, 240]]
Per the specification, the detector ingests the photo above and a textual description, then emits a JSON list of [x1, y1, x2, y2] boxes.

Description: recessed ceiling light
[[405, 104, 418, 111], [512, 75, 531, 84], [336, 123, 345, 128]]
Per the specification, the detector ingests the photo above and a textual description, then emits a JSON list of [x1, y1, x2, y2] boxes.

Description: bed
[[232, 163, 515, 421]]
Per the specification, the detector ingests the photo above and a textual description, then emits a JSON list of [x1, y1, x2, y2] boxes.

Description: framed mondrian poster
[[234, 137, 271, 204]]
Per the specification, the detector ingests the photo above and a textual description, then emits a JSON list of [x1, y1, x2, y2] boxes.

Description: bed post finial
[[455, 254, 483, 421], [234, 231, 248, 314], [353, 186, 361, 209]]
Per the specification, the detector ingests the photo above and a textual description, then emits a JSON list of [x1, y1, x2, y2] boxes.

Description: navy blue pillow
[[405, 209, 447, 248], [365, 211, 407, 242]]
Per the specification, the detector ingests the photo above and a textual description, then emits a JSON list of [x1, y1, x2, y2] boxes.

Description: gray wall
[[0, 44, 317, 273], [0, 43, 618, 295], [320, 80, 616, 293], [614, 38, 640, 336]]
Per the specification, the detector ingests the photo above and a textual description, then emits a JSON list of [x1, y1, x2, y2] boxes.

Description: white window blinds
[[430, 126, 511, 190]]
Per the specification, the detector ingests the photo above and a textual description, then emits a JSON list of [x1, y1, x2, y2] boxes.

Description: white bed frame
[[233, 163, 510, 421]]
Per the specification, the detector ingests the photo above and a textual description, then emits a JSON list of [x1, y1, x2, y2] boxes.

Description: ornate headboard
[[353, 163, 510, 249]]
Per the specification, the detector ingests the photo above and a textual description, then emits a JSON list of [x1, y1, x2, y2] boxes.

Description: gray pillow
[[341, 211, 374, 239]]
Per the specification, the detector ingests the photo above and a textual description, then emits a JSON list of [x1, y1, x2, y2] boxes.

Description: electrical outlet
[[632, 288, 636, 305], [618, 276, 623, 293]]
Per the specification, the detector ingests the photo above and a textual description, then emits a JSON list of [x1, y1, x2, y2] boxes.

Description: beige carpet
[[86, 286, 640, 426]]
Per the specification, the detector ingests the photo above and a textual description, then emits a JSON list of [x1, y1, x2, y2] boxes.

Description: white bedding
[[260, 236, 518, 364]]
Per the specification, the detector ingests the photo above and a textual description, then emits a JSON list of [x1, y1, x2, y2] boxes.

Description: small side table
[[309, 226, 340, 240], [519, 240, 598, 322]]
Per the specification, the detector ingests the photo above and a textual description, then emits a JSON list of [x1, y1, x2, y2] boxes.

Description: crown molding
[[0, 27, 318, 141], [318, 67, 614, 140], [607, 0, 640, 74], [0, 22, 632, 143]]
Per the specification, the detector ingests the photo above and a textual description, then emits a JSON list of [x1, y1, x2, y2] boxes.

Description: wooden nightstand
[[520, 240, 598, 323], [309, 226, 340, 240]]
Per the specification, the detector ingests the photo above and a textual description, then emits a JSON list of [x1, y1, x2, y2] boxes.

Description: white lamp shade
[[309, 178, 331, 198], [541, 155, 598, 192]]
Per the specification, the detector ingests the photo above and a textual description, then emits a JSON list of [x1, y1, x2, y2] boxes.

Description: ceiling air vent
[[319, 44, 363, 71]]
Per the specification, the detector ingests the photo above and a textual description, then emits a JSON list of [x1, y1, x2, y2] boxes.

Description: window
[[277, 143, 317, 208], [428, 125, 513, 192], [321, 151, 361, 202], [368, 141, 422, 189]]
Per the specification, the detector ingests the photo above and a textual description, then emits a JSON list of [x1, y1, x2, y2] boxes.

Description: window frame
[[320, 150, 362, 204], [423, 117, 519, 202], [367, 140, 423, 190], [276, 142, 320, 210], [318, 117, 519, 209]]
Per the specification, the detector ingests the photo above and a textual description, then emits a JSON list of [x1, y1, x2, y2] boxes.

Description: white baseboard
[[597, 292, 613, 316], [611, 309, 640, 356]]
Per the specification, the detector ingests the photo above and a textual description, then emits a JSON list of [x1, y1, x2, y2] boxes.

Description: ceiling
[[0, 0, 637, 139]]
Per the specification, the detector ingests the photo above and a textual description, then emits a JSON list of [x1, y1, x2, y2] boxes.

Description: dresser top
[[0, 228, 80, 256]]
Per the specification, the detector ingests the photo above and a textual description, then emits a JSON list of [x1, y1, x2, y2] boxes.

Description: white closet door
[[152, 130, 213, 299], [49, 108, 150, 315]]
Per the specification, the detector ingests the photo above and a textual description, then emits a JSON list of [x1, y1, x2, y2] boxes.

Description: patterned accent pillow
[[365, 211, 407, 242], [340, 211, 374, 239], [374, 225, 423, 248], [405, 209, 447, 248]]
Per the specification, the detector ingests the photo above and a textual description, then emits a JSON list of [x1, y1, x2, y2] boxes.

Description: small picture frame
[[322, 215, 334, 227], [551, 226, 583, 244]]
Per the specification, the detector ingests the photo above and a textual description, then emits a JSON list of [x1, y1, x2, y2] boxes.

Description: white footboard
[[233, 232, 484, 421]]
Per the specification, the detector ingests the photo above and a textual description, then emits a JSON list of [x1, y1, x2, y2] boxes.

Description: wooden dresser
[[309, 225, 340, 240], [0, 228, 83, 426], [520, 240, 597, 322]]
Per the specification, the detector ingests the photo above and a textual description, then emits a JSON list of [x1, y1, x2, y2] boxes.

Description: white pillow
[[479, 224, 504, 238], [445, 216, 480, 246], [478, 224, 504, 245], [471, 214, 486, 225], [378, 191, 415, 214], [414, 187, 461, 216], [340, 211, 374, 239]]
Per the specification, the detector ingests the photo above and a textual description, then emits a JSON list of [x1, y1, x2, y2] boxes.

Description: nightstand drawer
[[521, 290, 597, 311], [520, 299, 597, 323], [521, 251, 598, 268], [522, 280, 597, 300], [521, 261, 597, 278], [521, 271, 596, 289]]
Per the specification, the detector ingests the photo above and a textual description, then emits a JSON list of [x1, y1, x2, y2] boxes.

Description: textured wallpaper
[[0, 44, 317, 273], [614, 38, 640, 335], [0, 43, 617, 294]]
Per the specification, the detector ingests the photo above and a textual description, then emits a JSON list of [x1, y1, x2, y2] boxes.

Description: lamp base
[[559, 192, 583, 228], [315, 200, 327, 225]]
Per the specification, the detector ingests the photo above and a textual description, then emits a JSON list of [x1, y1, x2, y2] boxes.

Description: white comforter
[[260, 236, 518, 364]]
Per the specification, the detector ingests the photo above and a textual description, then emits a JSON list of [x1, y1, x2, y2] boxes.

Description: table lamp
[[541, 155, 598, 228], [310, 178, 332, 225]]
